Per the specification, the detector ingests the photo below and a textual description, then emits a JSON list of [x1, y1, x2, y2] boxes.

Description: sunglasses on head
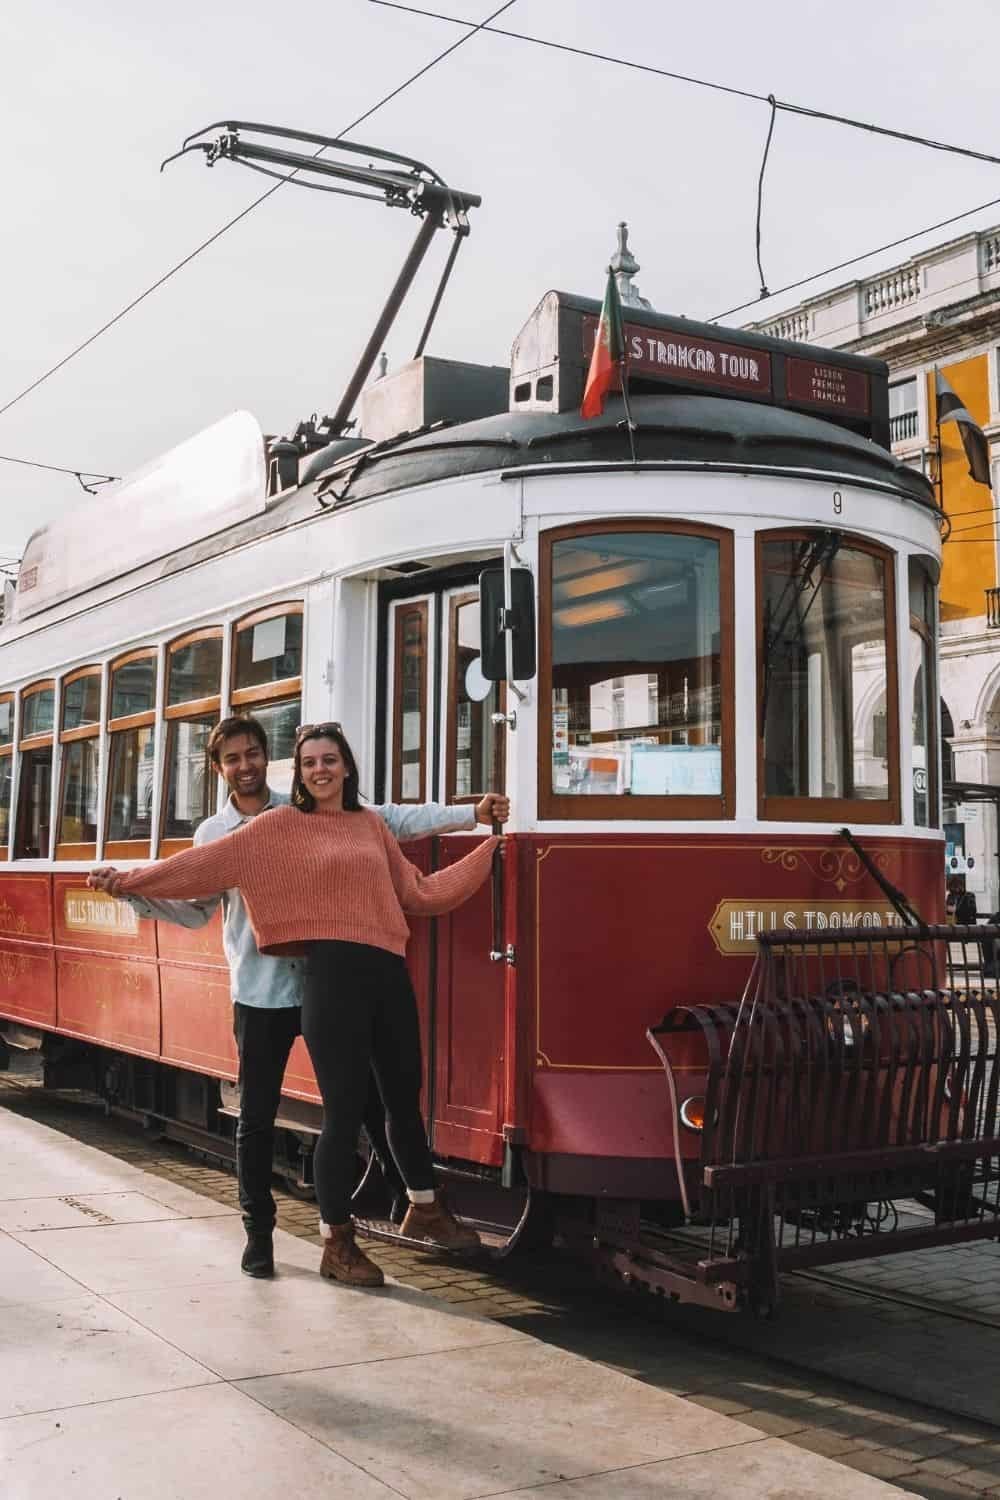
[[295, 722, 343, 738]]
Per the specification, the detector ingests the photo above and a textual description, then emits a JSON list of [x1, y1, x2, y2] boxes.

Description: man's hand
[[475, 793, 510, 827], [88, 866, 125, 897]]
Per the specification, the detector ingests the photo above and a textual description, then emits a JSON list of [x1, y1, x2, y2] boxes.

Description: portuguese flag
[[581, 269, 626, 419]]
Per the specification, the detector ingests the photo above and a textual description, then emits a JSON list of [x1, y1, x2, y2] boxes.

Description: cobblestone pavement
[[4, 1063, 1000, 1499]]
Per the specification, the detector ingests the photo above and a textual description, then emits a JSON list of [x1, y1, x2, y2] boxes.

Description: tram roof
[[9, 411, 267, 625], [316, 392, 938, 515]]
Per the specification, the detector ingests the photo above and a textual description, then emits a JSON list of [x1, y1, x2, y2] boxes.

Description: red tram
[[2, 268, 994, 1312]]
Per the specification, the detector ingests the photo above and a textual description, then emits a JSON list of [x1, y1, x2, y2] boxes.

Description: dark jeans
[[301, 941, 435, 1228], [231, 1001, 401, 1233]]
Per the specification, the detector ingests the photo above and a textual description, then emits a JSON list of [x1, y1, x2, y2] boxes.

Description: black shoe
[[241, 1230, 274, 1278]]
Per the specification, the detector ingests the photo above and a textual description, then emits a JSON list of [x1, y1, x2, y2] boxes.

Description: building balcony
[[987, 587, 1000, 629], [890, 410, 919, 444], [744, 222, 1000, 352]]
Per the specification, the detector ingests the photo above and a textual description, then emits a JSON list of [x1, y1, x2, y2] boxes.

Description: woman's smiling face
[[298, 736, 347, 810]]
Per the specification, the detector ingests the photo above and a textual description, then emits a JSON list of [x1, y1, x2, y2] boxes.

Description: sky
[[5, 0, 1000, 558]]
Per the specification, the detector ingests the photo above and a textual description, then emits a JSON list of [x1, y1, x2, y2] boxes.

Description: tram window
[[111, 656, 156, 718], [58, 739, 99, 844], [760, 536, 898, 819], [168, 635, 222, 705], [106, 727, 155, 842], [21, 687, 54, 740], [62, 673, 101, 731], [162, 715, 215, 839], [447, 594, 503, 801], [236, 698, 300, 795], [0, 754, 11, 849], [15, 748, 52, 858], [234, 610, 302, 692], [392, 602, 428, 803], [909, 557, 938, 828], [546, 530, 726, 810]]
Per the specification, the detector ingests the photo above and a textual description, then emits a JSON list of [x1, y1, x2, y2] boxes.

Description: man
[[90, 715, 508, 1278]]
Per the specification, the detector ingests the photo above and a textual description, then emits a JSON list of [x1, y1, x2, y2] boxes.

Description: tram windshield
[[550, 530, 722, 799], [760, 536, 893, 808]]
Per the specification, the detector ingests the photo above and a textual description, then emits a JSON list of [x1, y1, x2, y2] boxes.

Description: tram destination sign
[[709, 898, 904, 956], [785, 356, 871, 417], [582, 315, 772, 396]]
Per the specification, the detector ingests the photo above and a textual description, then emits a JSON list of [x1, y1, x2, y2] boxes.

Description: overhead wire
[[371, 2, 1000, 170], [375, 3, 1000, 326], [0, 453, 117, 482], [709, 192, 1000, 323], [0, 0, 519, 424]]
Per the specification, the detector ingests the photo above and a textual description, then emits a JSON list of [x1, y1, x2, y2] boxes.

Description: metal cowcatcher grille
[[649, 925, 1000, 1313]]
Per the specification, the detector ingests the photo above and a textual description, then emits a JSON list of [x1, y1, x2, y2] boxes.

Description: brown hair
[[207, 715, 268, 768], [291, 723, 361, 813]]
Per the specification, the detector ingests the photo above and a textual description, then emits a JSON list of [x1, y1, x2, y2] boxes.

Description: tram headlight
[[679, 1095, 707, 1132]]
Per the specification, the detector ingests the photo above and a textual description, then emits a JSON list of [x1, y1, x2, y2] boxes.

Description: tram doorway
[[943, 780, 1000, 920], [376, 564, 510, 1169]]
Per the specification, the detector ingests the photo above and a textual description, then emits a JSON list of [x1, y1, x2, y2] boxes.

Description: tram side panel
[[52, 876, 159, 1057], [0, 872, 56, 1029], [156, 908, 235, 1081], [517, 832, 945, 1199], [428, 833, 506, 1168]]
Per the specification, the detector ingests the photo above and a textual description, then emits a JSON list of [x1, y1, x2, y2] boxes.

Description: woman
[[90, 723, 499, 1288]]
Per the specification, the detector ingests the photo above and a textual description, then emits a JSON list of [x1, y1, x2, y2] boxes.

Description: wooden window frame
[[909, 557, 939, 831], [105, 650, 158, 856], [445, 591, 505, 804], [165, 627, 223, 717], [538, 520, 736, 822], [391, 600, 429, 805], [230, 602, 303, 706], [108, 649, 158, 731], [0, 691, 14, 754], [19, 679, 56, 750], [757, 528, 901, 825], [0, 740, 11, 862], [56, 667, 102, 859]]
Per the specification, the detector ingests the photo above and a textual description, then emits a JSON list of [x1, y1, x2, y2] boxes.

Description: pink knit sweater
[[117, 806, 499, 958]]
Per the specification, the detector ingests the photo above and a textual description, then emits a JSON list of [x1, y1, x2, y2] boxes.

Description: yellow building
[[747, 227, 1000, 910]]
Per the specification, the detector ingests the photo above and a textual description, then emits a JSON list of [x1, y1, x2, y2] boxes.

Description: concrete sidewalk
[[0, 1102, 916, 1499]]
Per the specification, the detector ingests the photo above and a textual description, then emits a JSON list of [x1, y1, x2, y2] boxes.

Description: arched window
[[161, 629, 222, 851], [0, 694, 13, 858], [758, 531, 900, 823], [941, 699, 956, 785], [15, 680, 56, 858], [230, 604, 303, 795], [540, 521, 735, 819], [57, 667, 102, 857], [105, 651, 158, 856]]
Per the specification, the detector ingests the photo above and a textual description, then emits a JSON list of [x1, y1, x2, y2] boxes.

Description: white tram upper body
[[0, 288, 944, 1211]]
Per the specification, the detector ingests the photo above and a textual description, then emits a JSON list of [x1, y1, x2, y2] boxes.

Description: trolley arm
[[161, 119, 481, 438]]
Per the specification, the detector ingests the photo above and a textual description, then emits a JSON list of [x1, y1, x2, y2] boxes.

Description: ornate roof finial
[[609, 221, 652, 310], [377, 351, 389, 379]]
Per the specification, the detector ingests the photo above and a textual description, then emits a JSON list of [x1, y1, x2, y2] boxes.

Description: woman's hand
[[88, 866, 124, 897], [474, 793, 510, 826]]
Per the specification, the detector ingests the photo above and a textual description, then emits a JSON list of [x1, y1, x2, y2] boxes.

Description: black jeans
[[301, 941, 435, 1228], [231, 1002, 401, 1232]]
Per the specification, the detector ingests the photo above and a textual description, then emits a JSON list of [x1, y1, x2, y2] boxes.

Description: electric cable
[[709, 192, 1000, 323], [0, 0, 519, 424], [372, 2, 1000, 170], [372, 3, 1000, 325], [0, 453, 117, 482]]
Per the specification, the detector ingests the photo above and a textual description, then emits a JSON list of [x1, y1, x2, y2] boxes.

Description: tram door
[[382, 580, 508, 1168]]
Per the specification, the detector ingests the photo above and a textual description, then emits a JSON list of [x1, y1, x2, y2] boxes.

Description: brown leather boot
[[319, 1223, 385, 1287], [400, 1194, 482, 1251]]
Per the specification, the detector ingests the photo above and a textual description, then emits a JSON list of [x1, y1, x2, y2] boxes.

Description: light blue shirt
[[125, 791, 476, 1009]]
